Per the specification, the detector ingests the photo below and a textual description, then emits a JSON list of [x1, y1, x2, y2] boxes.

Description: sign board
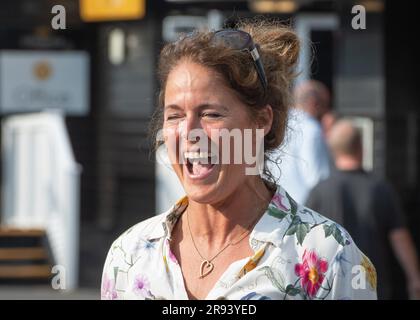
[[0, 51, 89, 115], [80, 0, 145, 22]]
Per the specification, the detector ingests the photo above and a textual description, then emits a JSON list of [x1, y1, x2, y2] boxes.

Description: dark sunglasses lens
[[213, 30, 250, 50]]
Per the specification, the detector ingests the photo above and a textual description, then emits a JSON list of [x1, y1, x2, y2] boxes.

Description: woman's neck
[[184, 177, 273, 246]]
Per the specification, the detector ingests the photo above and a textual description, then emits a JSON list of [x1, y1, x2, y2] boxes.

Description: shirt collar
[[146, 196, 188, 241], [147, 185, 298, 250], [250, 184, 297, 248]]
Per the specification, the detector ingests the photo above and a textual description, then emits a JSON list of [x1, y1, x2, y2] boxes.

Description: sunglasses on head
[[212, 29, 268, 93]]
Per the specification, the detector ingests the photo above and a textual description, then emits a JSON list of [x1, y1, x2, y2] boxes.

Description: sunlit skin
[[162, 60, 274, 299]]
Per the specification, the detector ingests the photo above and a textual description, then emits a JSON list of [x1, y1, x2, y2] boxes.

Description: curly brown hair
[[149, 19, 300, 183]]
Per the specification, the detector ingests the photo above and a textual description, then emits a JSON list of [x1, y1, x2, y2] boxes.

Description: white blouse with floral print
[[101, 185, 377, 300]]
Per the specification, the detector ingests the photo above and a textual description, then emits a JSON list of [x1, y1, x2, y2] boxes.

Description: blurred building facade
[[0, 0, 418, 299]]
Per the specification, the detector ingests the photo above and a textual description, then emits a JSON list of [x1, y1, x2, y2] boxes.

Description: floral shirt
[[101, 185, 377, 300]]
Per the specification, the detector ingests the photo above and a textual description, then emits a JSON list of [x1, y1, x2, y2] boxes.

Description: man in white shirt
[[267, 80, 332, 204]]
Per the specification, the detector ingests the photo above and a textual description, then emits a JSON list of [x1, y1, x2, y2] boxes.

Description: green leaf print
[[259, 266, 285, 292], [268, 205, 288, 220], [285, 192, 298, 215], [332, 225, 345, 246], [286, 224, 297, 236], [323, 224, 333, 238], [283, 216, 310, 245], [113, 266, 119, 281], [323, 223, 348, 246], [296, 223, 310, 246], [285, 284, 301, 296]]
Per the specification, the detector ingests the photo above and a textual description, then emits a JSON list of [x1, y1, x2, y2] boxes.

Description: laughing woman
[[101, 20, 377, 300]]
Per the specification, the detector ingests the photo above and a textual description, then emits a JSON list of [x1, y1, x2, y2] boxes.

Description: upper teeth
[[184, 152, 214, 160]]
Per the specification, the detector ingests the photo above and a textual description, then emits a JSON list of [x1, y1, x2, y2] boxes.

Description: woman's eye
[[166, 114, 182, 121], [202, 113, 221, 119]]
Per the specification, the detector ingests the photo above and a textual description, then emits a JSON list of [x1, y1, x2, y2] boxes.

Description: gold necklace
[[186, 208, 263, 279]]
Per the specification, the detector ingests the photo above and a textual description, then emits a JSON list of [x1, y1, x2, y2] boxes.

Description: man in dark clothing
[[306, 120, 420, 300]]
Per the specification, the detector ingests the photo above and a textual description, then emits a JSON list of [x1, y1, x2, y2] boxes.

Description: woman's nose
[[179, 115, 202, 143]]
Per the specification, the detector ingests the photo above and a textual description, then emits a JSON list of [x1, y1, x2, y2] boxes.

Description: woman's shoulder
[[266, 187, 364, 259], [255, 188, 377, 299], [297, 202, 353, 248]]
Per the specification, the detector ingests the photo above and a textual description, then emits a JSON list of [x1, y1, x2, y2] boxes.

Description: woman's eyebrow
[[164, 103, 229, 112], [196, 103, 229, 113], [164, 104, 183, 111]]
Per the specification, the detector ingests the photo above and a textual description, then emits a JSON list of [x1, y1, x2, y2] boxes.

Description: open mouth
[[184, 151, 218, 180]]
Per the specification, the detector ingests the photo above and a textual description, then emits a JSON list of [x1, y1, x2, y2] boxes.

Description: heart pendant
[[199, 260, 214, 278]]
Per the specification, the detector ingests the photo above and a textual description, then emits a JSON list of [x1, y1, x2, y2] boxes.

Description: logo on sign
[[33, 61, 52, 81]]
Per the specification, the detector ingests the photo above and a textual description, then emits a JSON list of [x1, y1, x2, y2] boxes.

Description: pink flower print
[[166, 239, 178, 264], [133, 274, 150, 297], [271, 193, 289, 212], [294, 249, 328, 298], [168, 249, 178, 264], [101, 274, 118, 300]]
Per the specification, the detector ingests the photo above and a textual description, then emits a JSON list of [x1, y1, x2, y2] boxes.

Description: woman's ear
[[259, 104, 273, 136]]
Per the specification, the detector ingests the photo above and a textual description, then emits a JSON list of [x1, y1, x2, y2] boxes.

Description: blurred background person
[[267, 79, 332, 204], [321, 109, 337, 140], [306, 120, 420, 300]]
